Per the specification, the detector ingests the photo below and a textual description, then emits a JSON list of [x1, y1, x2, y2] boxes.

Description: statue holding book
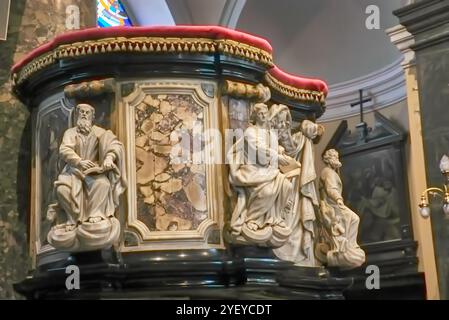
[[227, 103, 296, 246], [46, 103, 127, 252]]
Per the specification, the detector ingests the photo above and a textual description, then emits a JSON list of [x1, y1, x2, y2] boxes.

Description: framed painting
[[326, 112, 412, 248]]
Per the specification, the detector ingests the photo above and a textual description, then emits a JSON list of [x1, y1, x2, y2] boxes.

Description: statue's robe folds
[[47, 125, 127, 251], [319, 167, 365, 268], [273, 120, 319, 265], [228, 126, 292, 244]]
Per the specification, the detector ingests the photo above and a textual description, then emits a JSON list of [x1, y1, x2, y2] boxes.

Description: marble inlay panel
[[135, 94, 207, 232]]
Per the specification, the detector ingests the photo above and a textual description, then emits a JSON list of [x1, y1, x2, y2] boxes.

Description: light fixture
[[418, 155, 449, 219]]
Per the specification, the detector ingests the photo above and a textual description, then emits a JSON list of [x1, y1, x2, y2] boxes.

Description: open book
[[279, 157, 301, 178], [84, 164, 119, 176], [70, 164, 120, 181], [83, 166, 106, 175]]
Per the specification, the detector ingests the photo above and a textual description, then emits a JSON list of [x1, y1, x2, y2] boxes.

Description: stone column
[[387, 24, 440, 300], [395, 0, 449, 299], [0, 0, 96, 299], [13, 0, 96, 62]]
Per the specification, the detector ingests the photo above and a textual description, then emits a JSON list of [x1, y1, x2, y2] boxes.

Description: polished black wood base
[[16, 244, 426, 299], [329, 239, 426, 300], [15, 248, 352, 300]]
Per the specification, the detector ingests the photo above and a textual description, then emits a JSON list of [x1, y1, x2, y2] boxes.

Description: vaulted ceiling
[[122, 0, 406, 85]]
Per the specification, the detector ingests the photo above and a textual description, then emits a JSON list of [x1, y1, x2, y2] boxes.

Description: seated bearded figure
[[46, 103, 127, 252]]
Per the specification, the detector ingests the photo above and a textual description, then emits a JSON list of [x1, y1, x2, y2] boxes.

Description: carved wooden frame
[[119, 79, 224, 252], [33, 93, 72, 258]]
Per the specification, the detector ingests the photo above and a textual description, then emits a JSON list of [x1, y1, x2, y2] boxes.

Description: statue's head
[[250, 103, 269, 127], [76, 103, 95, 122], [323, 149, 342, 170], [269, 104, 291, 132], [75, 103, 95, 134]]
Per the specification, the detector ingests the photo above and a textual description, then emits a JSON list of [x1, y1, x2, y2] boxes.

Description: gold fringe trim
[[265, 73, 326, 105], [12, 37, 274, 86]]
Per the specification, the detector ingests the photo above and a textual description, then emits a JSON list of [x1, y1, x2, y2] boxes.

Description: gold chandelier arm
[[422, 187, 445, 199]]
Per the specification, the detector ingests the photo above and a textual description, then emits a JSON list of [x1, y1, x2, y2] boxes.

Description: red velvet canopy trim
[[11, 25, 328, 99], [268, 66, 328, 97], [11, 25, 273, 73]]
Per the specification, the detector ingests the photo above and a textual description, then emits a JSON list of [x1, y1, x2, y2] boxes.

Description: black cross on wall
[[350, 89, 372, 124]]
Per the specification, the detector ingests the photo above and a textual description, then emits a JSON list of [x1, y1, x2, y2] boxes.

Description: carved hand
[[278, 155, 290, 166], [79, 160, 96, 171], [317, 124, 325, 137], [46, 204, 57, 222], [337, 198, 345, 208], [103, 156, 115, 170], [279, 128, 291, 140]]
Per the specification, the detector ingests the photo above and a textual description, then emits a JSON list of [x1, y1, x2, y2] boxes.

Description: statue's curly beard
[[330, 158, 342, 169], [76, 118, 93, 135]]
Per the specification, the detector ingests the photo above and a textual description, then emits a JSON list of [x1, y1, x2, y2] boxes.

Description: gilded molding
[[120, 79, 225, 251], [222, 80, 271, 102], [265, 73, 326, 105], [12, 37, 274, 87], [64, 79, 115, 98]]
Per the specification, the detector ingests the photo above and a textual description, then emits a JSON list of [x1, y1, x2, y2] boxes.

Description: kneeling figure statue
[[316, 149, 365, 269]]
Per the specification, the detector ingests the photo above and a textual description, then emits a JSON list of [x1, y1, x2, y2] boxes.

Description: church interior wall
[[316, 99, 409, 173], [0, 0, 445, 301]]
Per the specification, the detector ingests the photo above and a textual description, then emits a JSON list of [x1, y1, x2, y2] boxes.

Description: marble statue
[[46, 103, 127, 252], [227, 103, 294, 246], [316, 149, 365, 269], [269, 104, 324, 265]]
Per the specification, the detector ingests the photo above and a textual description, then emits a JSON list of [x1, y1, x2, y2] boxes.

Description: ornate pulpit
[[11, 26, 351, 299]]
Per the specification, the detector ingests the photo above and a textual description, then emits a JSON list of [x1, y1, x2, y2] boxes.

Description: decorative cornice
[[386, 24, 416, 68], [412, 30, 449, 51], [12, 36, 274, 88], [319, 59, 407, 123], [394, 0, 449, 38], [394, 0, 443, 18], [64, 79, 115, 98], [10, 26, 330, 114], [265, 73, 326, 105], [222, 80, 271, 102]]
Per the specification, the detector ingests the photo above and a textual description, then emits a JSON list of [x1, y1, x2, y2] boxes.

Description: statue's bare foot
[[55, 223, 66, 230], [65, 224, 76, 232], [88, 216, 103, 223], [247, 221, 259, 231]]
